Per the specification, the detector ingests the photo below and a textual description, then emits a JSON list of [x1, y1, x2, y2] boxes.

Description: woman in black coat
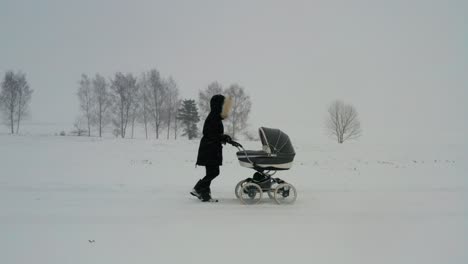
[[191, 94, 240, 202]]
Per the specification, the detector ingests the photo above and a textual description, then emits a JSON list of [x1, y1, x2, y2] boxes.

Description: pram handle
[[235, 144, 259, 169], [229, 140, 243, 149], [235, 145, 244, 151]]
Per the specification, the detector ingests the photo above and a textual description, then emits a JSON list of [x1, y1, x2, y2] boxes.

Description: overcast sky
[[1, 0, 467, 143]]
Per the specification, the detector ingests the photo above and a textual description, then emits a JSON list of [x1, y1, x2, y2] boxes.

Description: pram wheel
[[239, 183, 263, 205], [234, 179, 248, 199], [273, 183, 297, 204]]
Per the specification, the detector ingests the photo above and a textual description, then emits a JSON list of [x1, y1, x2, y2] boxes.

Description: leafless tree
[[129, 83, 141, 139], [0, 71, 18, 134], [77, 74, 93, 136], [0, 71, 32, 134], [224, 84, 251, 140], [137, 75, 151, 139], [326, 100, 362, 144], [198, 81, 223, 117], [92, 74, 111, 137], [71, 117, 87, 136], [109, 72, 137, 138], [173, 99, 181, 140], [164, 77, 179, 140], [145, 69, 167, 139], [243, 130, 257, 141], [14, 73, 32, 134]]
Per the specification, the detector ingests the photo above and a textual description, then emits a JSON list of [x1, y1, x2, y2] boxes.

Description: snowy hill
[[0, 134, 467, 264]]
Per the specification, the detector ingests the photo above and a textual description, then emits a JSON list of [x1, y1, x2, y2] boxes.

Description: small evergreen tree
[[177, 99, 200, 140]]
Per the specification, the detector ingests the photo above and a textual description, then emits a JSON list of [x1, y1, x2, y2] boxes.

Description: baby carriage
[[234, 127, 297, 205]]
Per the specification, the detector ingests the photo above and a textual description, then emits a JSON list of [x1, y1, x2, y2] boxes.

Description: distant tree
[[326, 100, 362, 144], [0, 72, 16, 134], [129, 83, 141, 139], [77, 74, 93, 136], [224, 84, 251, 140], [0, 71, 32, 134], [14, 73, 32, 134], [145, 69, 167, 139], [177, 99, 200, 140], [0, 72, 17, 134], [243, 130, 257, 141], [173, 99, 182, 140], [164, 77, 179, 139], [91, 74, 111, 137], [109, 72, 137, 138], [71, 117, 87, 136], [188, 123, 198, 140], [137, 75, 152, 139], [198, 81, 223, 117]]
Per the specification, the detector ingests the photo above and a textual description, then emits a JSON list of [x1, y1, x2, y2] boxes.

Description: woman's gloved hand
[[221, 134, 232, 144]]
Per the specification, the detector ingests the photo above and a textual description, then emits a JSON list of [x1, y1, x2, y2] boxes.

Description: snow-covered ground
[[1, 134, 467, 264]]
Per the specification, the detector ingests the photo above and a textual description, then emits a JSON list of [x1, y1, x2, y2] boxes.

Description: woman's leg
[[196, 165, 220, 193]]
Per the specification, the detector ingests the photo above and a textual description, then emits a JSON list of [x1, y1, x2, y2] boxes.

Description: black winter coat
[[196, 95, 227, 166]]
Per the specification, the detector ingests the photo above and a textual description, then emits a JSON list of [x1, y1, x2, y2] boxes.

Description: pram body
[[237, 127, 295, 170], [234, 127, 297, 204]]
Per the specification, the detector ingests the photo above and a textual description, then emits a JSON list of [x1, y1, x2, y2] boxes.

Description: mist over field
[[1, 0, 467, 143]]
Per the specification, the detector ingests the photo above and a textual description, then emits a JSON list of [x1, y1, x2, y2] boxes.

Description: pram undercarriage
[[234, 170, 297, 205]]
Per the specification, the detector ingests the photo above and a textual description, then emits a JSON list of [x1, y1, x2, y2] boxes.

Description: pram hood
[[259, 127, 295, 156]]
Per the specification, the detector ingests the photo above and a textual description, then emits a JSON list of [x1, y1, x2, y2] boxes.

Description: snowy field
[[1, 134, 467, 264]]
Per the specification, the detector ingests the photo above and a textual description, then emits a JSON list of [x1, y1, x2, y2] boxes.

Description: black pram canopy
[[236, 127, 295, 171], [259, 127, 295, 155]]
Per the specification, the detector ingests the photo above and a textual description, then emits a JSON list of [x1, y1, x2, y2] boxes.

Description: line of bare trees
[[0, 71, 33, 134], [76, 74, 253, 140], [76, 69, 181, 139]]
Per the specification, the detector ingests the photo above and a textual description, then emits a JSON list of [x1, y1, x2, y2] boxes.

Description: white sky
[[1, 0, 467, 143]]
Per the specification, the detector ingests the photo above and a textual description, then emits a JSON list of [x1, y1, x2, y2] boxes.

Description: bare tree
[[145, 69, 167, 139], [165, 77, 179, 140], [129, 83, 141, 139], [137, 75, 151, 139], [0, 71, 32, 134], [224, 84, 251, 140], [198, 81, 223, 117], [243, 130, 257, 141], [326, 100, 362, 144], [14, 73, 32, 134], [77, 74, 93, 136], [0, 71, 18, 134], [92, 74, 110, 137], [110, 72, 137, 138], [173, 99, 181, 139], [71, 117, 87, 136]]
